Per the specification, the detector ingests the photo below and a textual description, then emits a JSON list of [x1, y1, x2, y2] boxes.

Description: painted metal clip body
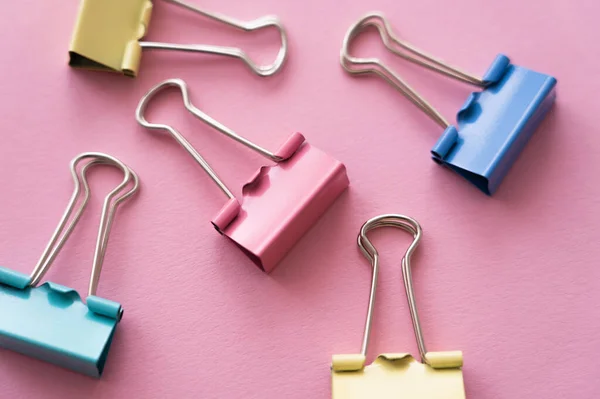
[[137, 79, 349, 273], [68, 0, 288, 77], [332, 353, 464, 399], [331, 215, 465, 398], [69, 0, 152, 76], [0, 153, 139, 377], [432, 55, 557, 194], [212, 139, 349, 272], [341, 13, 557, 195], [0, 273, 122, 377]]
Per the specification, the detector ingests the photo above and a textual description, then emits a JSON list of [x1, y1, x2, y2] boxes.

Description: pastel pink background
[[1, 0, 599, 397]]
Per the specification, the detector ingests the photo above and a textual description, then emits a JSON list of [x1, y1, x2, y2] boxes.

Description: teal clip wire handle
[[0, 152, 139, 377]]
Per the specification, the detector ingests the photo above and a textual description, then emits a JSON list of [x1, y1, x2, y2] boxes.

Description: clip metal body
[[331, 215, 464, 399], [341, 13, 557, 195], [69, 0, 288, 77], [0, 153, 139, 377], [137, 79, 348, 273]]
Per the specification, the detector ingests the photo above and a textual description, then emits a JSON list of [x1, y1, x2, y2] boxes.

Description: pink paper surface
[[0, 0, 598, 398]]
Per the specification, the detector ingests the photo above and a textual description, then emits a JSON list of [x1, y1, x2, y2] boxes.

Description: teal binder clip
[[341, 13, 557, 195], [0, 153, 139, 377]]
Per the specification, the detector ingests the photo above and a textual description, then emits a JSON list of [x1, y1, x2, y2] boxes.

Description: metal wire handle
[[28, 153, 139, 297], [136, 78, 286, 200], [357, 214, 430, 364], [341, 12, 488, 129], [139, 0, 288, 77]]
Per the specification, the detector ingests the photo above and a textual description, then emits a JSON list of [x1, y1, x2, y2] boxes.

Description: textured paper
[[0, 0, 598, 398]]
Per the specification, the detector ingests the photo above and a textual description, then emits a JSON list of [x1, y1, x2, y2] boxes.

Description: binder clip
[[0, 153, 139, 377], [136, 78, 349, 273], [332, 214, 465, 399], [341, 13, 557, 195], [68, 0, 287, 77]]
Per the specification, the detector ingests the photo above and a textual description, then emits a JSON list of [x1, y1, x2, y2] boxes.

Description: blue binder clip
[[341, 12, 557, 195], [0, 153, 139, 377]]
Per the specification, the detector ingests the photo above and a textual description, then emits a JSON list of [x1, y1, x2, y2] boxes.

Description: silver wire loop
[[28, 153, 139, 297], [136, 78, 286, 199], [341, 12, 487, 129], [357, 214, 430, 365], [139, 0, 288, 77]]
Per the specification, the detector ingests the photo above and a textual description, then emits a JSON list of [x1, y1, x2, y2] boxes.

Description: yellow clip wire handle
[[68, 0, 288, 77]]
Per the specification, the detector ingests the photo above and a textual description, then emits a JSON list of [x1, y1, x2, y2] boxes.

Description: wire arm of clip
[[89, 160, 139, 297], [28, 153, 139, 297], [139, 0, 288, 77], [357, 214, 430, 365], [341, 12, 488, 129], [136, 78, 288, 199]]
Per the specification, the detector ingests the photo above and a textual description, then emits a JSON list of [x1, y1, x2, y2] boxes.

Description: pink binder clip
[[136, 79, 349, 272]]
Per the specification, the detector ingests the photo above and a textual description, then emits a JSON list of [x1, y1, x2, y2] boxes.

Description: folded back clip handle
[[137, 79, 349, 273], [341, 13, 557, 195], [0, 153, 139, 377], [69, 0, 288, 77], [331, 215, 465, 399]]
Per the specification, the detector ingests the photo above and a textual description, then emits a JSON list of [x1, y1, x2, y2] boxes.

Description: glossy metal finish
[[137, 78, 349, 272], [213, 143, 349, 272], [331, 215, 465, 398], [341, 12, 487, 129], [432, 58, 557, 194], [341, 12, 557, 195], [28, 153, 139, 295], [136, 79, 301, 199], [140, 0, 288, 77], [357, 215, 429, 363], [0, 279, 122, 377], [0, 153, 139, 377]]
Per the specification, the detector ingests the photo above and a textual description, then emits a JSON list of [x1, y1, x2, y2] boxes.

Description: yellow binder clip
[[68, 0, 287, 77], [331, 214, 465, 399]]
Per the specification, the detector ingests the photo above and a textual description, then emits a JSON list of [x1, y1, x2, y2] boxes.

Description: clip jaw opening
[[69, 0, 153, 77], [0, 153, 138, 377], [431, 54, 557, 195], [331, 215, 465, 398]]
